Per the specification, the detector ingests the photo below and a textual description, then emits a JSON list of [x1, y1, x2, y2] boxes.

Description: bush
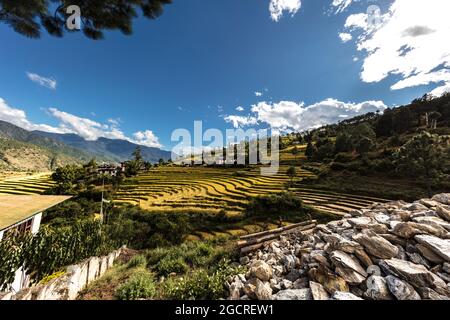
[[115, 271, 156, 300], [330, 162, 349, 171], [333, 152, 354, 163], [155, 256, 188, 277], [127, 255, 147, 269], [163, 260, 242, 300], [246, 192, 304, 217], [185, 242, 214, 267]]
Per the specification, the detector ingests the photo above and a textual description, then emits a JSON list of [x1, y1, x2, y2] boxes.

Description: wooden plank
[[240, 226, 315, 254], [238, 223, 317, 248], [239, 220, 316, 241]]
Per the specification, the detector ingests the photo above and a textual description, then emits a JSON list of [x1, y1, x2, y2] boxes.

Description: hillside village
[[1, 94, 449, 300]]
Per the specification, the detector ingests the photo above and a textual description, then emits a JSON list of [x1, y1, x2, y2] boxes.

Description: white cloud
[[224, 115, 258, 129], [331, 0, 357, 14], [26, 72, 57, 90], [269, 0, 301, 22], [225, 98, 386, 132], [132, 130, 162, 148], [255, 91, 263, 97], [0, 98, 65, 133], [236, 106, 244, 112], [0, 97, 162, 148], [344, 13, 369, 31], [341, 0, 450, 96], [339, 32, 352, 43]]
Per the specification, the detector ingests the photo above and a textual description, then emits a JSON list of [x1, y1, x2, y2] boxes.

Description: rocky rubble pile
[[227, 194, 450, 300]]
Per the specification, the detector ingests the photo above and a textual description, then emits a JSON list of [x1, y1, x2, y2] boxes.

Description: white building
[[0, 194, 71, 292]]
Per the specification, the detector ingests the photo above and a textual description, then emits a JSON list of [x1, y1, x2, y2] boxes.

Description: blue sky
[[0, 0, 449, 150]]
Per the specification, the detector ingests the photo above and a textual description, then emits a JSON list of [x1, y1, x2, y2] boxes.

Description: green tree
[[335, 131, 352, 153], [395, 131, 449, 197], [287, 166, 297, 187], [375, 109, 394, 137], [356, 136, 375, 156], [132, 146, 143, 163], [51, 164, 83, 194], [292, 146, 299, 162], [0, 0, 172, 39], [428, 111, 442, 130], [305, 142, 316, 161]]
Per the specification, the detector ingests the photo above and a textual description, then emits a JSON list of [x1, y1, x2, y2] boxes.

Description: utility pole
[[100, 174, 105, 224]]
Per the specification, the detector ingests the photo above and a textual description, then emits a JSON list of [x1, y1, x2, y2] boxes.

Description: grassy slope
[[0, 138, 82, 173]]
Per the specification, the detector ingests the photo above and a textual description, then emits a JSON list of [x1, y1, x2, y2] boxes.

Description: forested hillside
[[296, 93, 450, 200]]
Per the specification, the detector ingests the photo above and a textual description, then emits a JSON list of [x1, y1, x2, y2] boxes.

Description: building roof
[[0, 195, 71, 231]]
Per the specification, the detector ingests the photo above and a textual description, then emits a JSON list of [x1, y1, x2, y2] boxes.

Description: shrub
[[330, 162, 349, 171], [185, 242, 214, 267], [333, 152, 354, 163], [127, 255, 147, 269], [155, 256, 188, 277], [115, 271, 156, 300], [163, 260, 242, 300], [246, 192, 303, 217]]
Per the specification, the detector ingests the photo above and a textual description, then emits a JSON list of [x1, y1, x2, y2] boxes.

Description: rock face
[[227, 194, 450, 300]]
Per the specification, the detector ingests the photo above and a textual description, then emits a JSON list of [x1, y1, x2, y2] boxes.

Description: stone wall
[[228, 194, 450, 300], [0, 247, 124, 301]]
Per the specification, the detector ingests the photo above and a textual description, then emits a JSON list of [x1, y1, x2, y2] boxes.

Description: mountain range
[[0, 120, 171, 172]]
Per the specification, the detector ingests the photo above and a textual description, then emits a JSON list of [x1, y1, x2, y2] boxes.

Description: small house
[[0, 195, 71, 292]]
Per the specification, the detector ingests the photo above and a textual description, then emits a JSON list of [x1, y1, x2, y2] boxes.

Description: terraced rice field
[[114, 166, 388, 217], [0, 173, 54, 195]]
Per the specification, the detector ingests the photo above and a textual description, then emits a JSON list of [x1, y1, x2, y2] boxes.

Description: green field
[[0, 173, 54, 195], [114, 165, 388, 218]]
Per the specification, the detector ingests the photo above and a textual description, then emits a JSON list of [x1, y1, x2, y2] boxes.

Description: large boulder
[[432, 194, 450, 205], [379, 258, 435, 288], [436, 205, 450, 222], [391, 222, 448, 239], [308, 267, 349, 294], [415, 235, 450, 262], [249, 260, 273, 282], [273, 288, 312, 300], [353, 231, 399, 259], [412, 216, 450, 232], [365, 275, 393, 300], [419, 288, 450, 300], [385, 275, 421, 300], [255, 279, 272, 300], [330, 251, 367, 285], [309, 281, 330, 300], [332, 291, 363, 300], [416, 244, 444, 264], [229, 277, 244, 300], [323, 233, 362, 254]]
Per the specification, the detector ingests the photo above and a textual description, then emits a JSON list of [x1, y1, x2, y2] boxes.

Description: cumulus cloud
[[0, 97, 162, 148], [255, 91, 263, 97], [225, 98, 387, 132], [269, 0, 301, 22], [339, 32, 352, 43], [132, 130, 162, 148], [26, 72, 57, 90], [340, 0, 450, 96], [236, 106, 244, 112], [224, 115, 258, 129], [0, 98, 65, 133]]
